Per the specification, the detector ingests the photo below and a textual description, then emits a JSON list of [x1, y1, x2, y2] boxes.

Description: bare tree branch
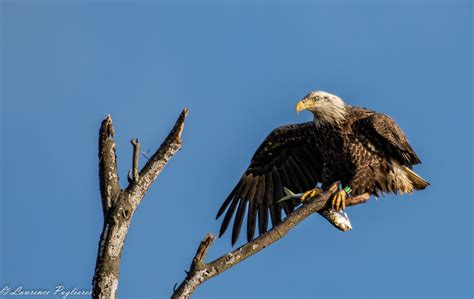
[[172, 183, 370, 299], [130, 138, 140, 182], [98, 115, 120, 215], [93, 108, 189, 299]]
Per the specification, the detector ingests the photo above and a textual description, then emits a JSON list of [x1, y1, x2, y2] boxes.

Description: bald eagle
[[216, 91, 429, 245]]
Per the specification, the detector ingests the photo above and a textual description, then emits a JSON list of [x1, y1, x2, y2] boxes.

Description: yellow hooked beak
[[296, 100, 313, 113]]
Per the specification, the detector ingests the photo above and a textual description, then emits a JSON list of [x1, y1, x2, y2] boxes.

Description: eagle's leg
[[331, 186, 351, 211], [300, 187, 323, 202]]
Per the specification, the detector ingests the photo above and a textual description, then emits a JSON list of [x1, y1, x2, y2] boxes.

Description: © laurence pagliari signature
[[0, 285, 91, 299]]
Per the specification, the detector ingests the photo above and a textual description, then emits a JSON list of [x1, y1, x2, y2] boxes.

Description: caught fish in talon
[[320, 209, 352, 231], [278, 186, 353, 231]]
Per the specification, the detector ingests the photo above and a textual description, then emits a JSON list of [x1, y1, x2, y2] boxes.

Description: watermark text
[[0, 285, 91, 299]]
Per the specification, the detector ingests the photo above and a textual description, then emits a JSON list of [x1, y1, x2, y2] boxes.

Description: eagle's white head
[[296, 91, 347, 127]]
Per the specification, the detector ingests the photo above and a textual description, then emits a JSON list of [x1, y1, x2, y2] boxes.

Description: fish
[[278, 186, 352, 232]]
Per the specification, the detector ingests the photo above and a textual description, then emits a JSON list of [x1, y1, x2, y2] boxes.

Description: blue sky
[[1, 1, 472, 298]]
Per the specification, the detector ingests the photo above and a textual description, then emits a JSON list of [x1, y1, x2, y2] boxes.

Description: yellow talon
[[331, 190, 347, 211], [300, 188, 322, 202]]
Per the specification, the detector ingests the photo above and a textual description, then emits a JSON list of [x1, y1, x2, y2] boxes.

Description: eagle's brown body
[[315, 106, 424, 196], [217, 92, 429, 245]]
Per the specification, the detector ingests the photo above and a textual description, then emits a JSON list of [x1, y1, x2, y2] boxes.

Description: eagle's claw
[[300, 188, 322, 202], [331, 189, 347, 211]]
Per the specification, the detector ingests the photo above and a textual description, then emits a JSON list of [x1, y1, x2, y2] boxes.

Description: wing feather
[[217, 122, 323, 244], [216, 181, 241, 219], [292, 152, 316, 186], [361, 113, 421, 167], [256, 177, 268, 235], [289, 155, 311, 189], [219, 181, 245, 237], [231, 176, 257, 245], [269, 169, 282, 226]]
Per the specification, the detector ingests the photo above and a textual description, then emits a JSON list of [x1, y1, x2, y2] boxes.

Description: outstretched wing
[[361, 113, 421, 167], [216, 122, 323, 245]]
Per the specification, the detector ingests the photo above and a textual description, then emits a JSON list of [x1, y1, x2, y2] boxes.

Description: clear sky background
[[1, 1, 472, 298]]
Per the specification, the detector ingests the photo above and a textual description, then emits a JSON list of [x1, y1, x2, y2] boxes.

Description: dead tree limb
[[130, 138, 140, 182], [172, 183, 370, 299], [98, 115, 120, 216], [93, 108, 189, 299]]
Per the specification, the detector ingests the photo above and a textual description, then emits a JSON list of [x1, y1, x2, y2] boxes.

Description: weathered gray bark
[[93, 109, 188, 299], [172, 183, 370, 299]]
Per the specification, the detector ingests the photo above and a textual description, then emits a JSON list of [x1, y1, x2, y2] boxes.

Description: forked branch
[[93, 109, 189, 299], [172, 184, 370, 299]]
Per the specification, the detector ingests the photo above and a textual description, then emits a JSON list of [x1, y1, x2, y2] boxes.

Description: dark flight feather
[[217, 122, 323, 243]]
